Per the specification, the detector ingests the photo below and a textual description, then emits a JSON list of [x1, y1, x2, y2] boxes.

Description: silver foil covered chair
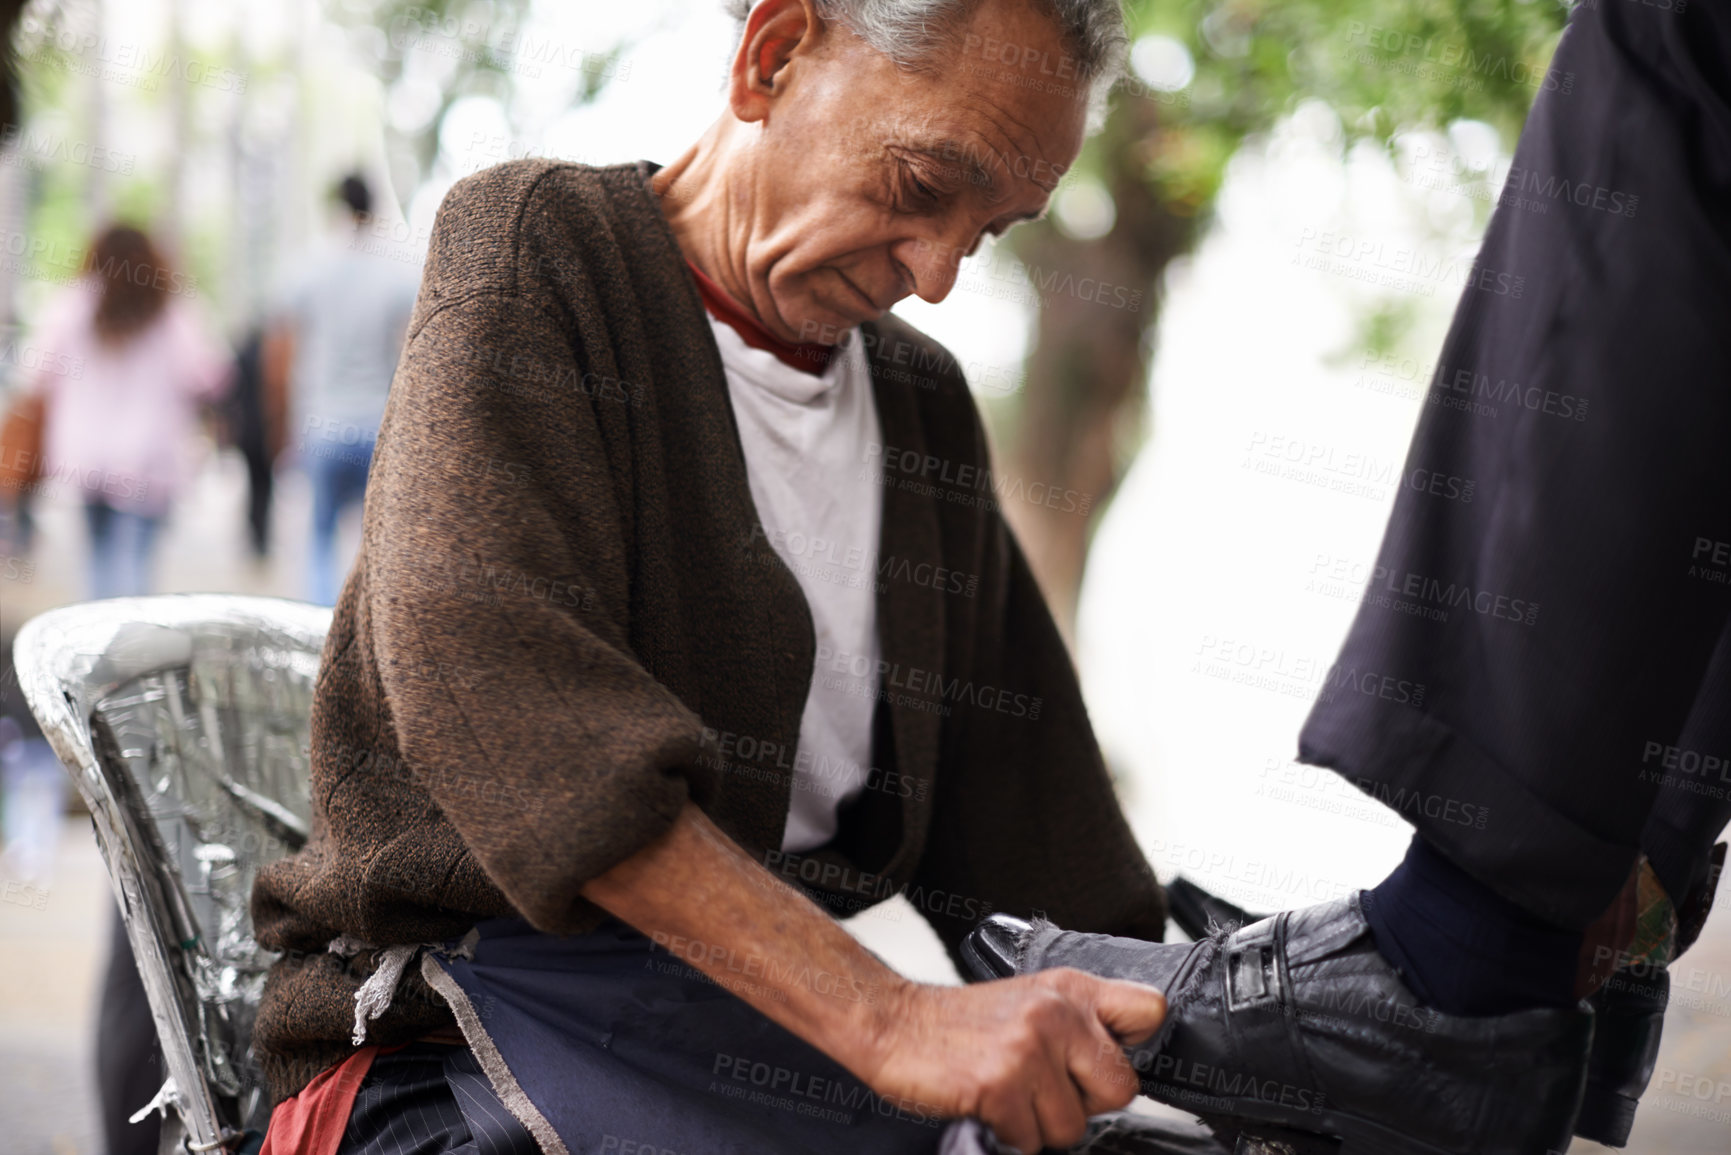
[[13, 595, 332, 1152]]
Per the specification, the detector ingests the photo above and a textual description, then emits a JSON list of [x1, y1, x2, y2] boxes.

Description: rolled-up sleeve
[[359, 288, 711, 934]]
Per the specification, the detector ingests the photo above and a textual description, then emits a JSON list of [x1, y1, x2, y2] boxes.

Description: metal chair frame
[[13, 594, 332, 1152]]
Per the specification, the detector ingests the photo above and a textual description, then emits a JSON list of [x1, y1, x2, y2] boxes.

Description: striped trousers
[[338, 1042, 539, 1155]]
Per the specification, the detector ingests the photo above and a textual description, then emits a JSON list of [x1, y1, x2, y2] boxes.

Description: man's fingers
[[1031, 1082, 1089, 1150], [1088, 975, 1167, 1045], [979, 1084, 1043, 1155], [1069, 1025, 1141, 1115], [867, 971, 1163, 1155], [1031, 1033, 1090, 1148]]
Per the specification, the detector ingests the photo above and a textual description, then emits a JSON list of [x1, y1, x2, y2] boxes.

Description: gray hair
[[722, 0, 1128, 100]]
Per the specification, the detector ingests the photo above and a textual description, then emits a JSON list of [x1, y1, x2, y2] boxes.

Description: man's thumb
[[1092, 977, 1167, 1045]]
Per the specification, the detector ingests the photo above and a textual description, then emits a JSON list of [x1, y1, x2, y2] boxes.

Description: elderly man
[[251, 3, 1178, 1154], [246, 0, 1658, 1150]]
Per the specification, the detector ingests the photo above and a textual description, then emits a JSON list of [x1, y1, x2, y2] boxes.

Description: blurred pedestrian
[[269, 174, 420, 605], [222, 325, 287, 559], [25, 224, 230, 599]]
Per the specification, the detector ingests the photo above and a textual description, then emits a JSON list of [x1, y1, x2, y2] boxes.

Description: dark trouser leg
[[1299, 0, 1731, 932], [336, 1043, 538, 1155], [96, 906, 163, 1155]]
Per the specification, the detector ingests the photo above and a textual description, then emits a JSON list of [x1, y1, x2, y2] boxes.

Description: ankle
[[1365, 836, 1581, 1016]]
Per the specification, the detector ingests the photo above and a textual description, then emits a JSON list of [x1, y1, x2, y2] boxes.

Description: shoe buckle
[[1226, 922, 1283, 1012]]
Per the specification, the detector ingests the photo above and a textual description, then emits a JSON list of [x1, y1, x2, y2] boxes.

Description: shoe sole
[[1206, 1120, 1341, 1155], [1573, 1084, 1637, 1147]]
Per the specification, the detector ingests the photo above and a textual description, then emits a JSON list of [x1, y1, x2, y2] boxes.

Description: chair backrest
[[13, 594, 332, 1149]]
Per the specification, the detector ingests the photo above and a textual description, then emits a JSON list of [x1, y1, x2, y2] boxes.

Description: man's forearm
[[579, 801, 903, 1075], [579, 801, 1164, 1152]]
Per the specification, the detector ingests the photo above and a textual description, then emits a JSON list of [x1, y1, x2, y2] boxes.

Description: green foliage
[[108, 172, 165, 233], [993, 0, 1576, 573], [12, 1, 232, 301], [1336, 297, 1421, 368], [1120, 0, 1571, 222], [327, 0, 535, 193], [22, 162, 86, 274]]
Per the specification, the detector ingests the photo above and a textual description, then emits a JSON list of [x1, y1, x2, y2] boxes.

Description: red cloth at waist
[[258, 1044, 402, 1155]]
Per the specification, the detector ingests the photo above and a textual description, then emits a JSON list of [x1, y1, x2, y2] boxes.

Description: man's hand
[[581, 803, 1165, 1151], [858, 970, 1165, 1154]]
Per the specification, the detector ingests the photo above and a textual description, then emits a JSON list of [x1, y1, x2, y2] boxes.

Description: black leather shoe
[[1160, 874, 1682, 1149], [963, 894, 1594, 1155]]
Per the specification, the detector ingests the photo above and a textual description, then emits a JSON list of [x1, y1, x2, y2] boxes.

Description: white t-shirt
[[705, 317, 883, 853]]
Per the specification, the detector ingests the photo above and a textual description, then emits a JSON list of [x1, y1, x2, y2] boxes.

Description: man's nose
[[895, 234, 970, 304]]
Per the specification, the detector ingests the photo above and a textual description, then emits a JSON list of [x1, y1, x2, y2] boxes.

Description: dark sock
[[1363, 835, 1582, 1016]]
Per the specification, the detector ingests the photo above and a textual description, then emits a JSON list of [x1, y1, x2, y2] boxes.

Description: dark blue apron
[[423, 917, 970, 1155]]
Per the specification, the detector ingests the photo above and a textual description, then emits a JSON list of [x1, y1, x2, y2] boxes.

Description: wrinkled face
[[734, 0, 1089, 343]]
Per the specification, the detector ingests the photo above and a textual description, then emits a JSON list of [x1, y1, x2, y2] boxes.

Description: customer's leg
[[1300, 0, 1731, 937], [1363, 835, 1584, 1015], [949, 9, 1727, 1148]]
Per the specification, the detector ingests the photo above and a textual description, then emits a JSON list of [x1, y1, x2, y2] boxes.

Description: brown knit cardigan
[[249, 159, 1166, 1104]]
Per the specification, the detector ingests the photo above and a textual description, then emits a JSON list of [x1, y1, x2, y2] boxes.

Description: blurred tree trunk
[[0, 134, 20, 329], [0, 0, 25, 134], [84, 0, 111, 223], [1001, 92, 1198, 645], [0, 0, 22, 326], [225, 23, 251, 329], [163, 0, 189, 252]]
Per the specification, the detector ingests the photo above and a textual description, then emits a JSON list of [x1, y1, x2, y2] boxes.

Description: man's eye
[[903, 169, 941, 207]]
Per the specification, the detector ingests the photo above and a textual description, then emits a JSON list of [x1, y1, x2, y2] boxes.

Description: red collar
[[686, 261, 836, 376]]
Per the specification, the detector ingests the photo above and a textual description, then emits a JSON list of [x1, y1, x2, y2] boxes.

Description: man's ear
[[728, 0, 821, 123]]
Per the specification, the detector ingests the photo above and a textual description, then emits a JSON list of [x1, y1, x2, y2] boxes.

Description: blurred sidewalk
[[0, 814, 108, 1155], [0, 446, 343, 1154], [6, 445, 349, 625]]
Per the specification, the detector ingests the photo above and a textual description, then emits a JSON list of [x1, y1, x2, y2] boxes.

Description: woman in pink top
[[28, 225, 230, 598]]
